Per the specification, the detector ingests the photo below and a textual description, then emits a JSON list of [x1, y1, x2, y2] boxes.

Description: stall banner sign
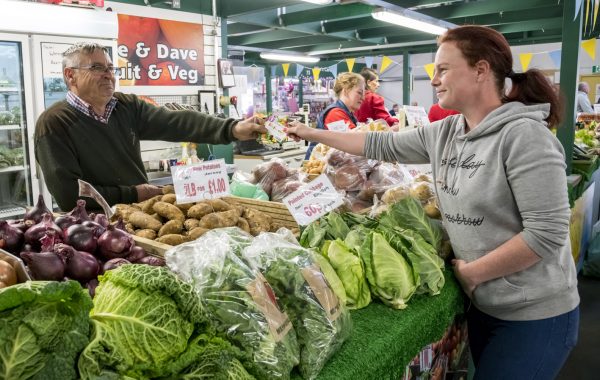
[[326, 119, 349, 132], [283, 174, 344, 226], [117, 14, 205, 86], [171, 159, 230, 203]]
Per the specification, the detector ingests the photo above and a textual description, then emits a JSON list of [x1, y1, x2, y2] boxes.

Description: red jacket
[[428, 103, 459, 122], [324, 108, 357, 130], [355, 91, 398, 126]]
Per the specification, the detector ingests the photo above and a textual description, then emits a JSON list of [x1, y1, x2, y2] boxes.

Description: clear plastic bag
[[251, 158, 290, 196], [324, 149, 378, 192], [242, 230, 352, 380], [165, 227, 300, 380]]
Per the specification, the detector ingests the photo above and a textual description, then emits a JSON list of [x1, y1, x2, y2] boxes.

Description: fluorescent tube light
[[372, 9, 448, 35], [260, 52, 320, 63], [299, 0, 334, 4]]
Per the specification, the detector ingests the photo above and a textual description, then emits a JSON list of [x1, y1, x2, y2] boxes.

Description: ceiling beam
[[280, 3, 374, 26], [227, 23, 270, 36]]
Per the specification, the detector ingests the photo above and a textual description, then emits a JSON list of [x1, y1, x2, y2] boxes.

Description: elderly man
[[35, 42, 266, 211], [576, 82, 594, 113]]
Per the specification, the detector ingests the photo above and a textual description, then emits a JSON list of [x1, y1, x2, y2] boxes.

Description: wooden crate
[[132, 196, 299, 258]]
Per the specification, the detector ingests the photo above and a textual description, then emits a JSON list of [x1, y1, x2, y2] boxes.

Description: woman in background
[[355, 67, 398, 126]]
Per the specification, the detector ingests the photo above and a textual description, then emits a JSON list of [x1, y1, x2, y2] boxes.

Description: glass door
[[0, 36, 33, 219]]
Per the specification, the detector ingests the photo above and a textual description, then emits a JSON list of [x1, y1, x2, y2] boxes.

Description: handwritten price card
[[282, 174, 344, 226], [171, 159, 230, 204]]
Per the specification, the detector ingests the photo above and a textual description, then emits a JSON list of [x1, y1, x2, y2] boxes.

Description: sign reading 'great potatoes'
[[117, 14, 205, 86]]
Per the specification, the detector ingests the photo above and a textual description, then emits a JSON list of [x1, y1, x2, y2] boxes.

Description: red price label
[[303, 204, 323, 217], [208, 178, 227, 195], [183, 183, 198, 197]]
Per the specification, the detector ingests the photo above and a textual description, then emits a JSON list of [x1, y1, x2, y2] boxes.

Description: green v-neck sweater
[[35, 92, 238, 211]]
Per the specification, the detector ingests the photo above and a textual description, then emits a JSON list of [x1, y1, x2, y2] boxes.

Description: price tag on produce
[[326, 120, 349, 132], [265, 115, 288, 142], [171, 159, 230, 204], [282, 174, 344, 226]]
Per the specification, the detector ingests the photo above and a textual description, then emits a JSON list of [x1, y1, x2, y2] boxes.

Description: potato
[[153, 201, 185, 222], [158, 220, 183, 237], [243, 208, 272, 236], [237, 218, 251, 233], [188, 227, 209, 240], [381, 186, 410, 205], [161, 193, 177, 204], [187, 202, 214, 219], [184, 218, 200, 231], [135, 229, 157, 240], [162, 185, 175, 194], [199, 209, 240, 229], [423, 199, 441, 219], [175, 202, 194, 213], [129, 211, 163, 231], [409, 182, 434, 202], [125, 223, 136, 234], [112, 203, 141, 222], [206, 198, 231, 212], [156, 234, 191, 246], [136, 195, 162, 214], [150, 213, 163, 222]]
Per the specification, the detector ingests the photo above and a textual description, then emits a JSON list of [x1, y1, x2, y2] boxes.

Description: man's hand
[[452, 259, 478, 299], [135, 184, 163, 202], [284, 120, 313, 142], [232, 116, 267, 141]]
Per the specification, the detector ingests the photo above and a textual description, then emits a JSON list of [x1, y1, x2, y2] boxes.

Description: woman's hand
[[452, 259, 478, 299], [285, 121, 313, 142]]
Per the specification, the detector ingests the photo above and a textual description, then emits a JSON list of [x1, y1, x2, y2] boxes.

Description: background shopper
[[287, 25, 579, 379], [35, 42, 265, 211], [576, 81, 594, 113], [356, 67, 398, 126], [428, 102, 460, 122]]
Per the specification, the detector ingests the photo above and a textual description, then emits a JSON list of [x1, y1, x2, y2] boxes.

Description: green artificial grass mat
[[293, 270, 464, 380]]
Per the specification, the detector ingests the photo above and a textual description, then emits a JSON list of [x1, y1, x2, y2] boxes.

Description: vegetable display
[[78, 264, 248, 379], [165, 227, 300, 380], [242, 231, 352, 379], [0, 280, 92, 380]]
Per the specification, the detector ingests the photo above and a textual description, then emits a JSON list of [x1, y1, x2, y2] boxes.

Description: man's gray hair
[[578, 82, 590, 92], [62, 42, 109, 71]]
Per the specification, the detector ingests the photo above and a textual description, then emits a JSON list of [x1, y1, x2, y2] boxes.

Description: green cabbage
[[78, 265, 247, 380], [165, 227, 299, 380], [323, 239, 371, 309], [359, 232, 417, 309], [243, 231, 352, 379], [311, 251, 347, 306], [0, 280, 92, 380]]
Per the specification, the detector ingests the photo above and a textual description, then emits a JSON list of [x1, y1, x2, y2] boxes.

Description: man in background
[[576, 82, 594, 113]]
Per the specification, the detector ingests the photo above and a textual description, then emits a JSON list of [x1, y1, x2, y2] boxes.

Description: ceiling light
[[299, 0, 334, 4], [372, 8, 448, 35], [260, 52, 320, 63]]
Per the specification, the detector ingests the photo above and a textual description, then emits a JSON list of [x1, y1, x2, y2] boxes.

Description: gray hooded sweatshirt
[[365, 102, 579, 321]]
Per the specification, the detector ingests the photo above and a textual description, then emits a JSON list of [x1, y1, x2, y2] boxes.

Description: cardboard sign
[[403, 105, 430, 128], [282, 174, 344, 226], [326, 120, 349, 132], [171, 159, 230, 204]]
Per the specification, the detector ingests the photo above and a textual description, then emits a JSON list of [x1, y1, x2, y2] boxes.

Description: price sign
[[282, 174, 344, 226], [171, 159, 231, 204], [326, 120, 349, 132]]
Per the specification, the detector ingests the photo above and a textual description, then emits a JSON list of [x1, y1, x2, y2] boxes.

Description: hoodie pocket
[[472, 276, 525, 307]]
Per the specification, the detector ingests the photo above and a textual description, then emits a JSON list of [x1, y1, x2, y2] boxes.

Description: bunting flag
[[312, 67, 321, 81], [582, 37, 596, 59], [329, 63, 338, 78], [282, 63, 290, 77], [364, 56, 374, 68], [380, 56, 393, 73], [424, 63, 435, 80], [296, 64, 305, 77], [346, 58, 355, 72], [575, 0, 583, 21], [519, 53, 533, 72], [549, 50, 562, 69]]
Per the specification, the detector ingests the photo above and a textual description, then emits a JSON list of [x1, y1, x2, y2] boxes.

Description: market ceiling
[[216, 0, 596, 64]]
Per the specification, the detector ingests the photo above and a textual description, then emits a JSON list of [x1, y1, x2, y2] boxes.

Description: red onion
[[55, 243, 99, 284], [103, 258, 131, 272], [21, 248, 65, 281], [125, 245, 146, 263], [23, 194, 52, 224], [97, 225, 134, 260], [55, 214, 77, 231], [136, 255, 165, 267], [0, 220, 24, 254], [65, 224, 97, 253], [8, 219, 30, 233], [87, 278, 99, 297], [114, 218, 127, 231], [24, 213, 63, 250], [94, 214, 110, 228], [68, 199, 91, 223], [81, 220, 106, 238]]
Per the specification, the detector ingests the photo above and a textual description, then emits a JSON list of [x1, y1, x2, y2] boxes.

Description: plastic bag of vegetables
[[165, 227, 300, 380], [242, 230, 352, 379], [78, 264, 250, 380], [0, 280, 92, 380]]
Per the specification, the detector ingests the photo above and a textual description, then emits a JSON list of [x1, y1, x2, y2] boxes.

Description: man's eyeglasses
[[69, 65, 120, 75]]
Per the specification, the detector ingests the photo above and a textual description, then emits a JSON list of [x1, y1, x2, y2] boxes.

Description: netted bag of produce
[[78, 264, 250, 380], [252, 158, 291, 196], [270, 170, 308, 202], [324, 149, 378, 192], [0, 280, 92, 380], [165, 227, 300, 380], [242, 230, 352, 379]]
